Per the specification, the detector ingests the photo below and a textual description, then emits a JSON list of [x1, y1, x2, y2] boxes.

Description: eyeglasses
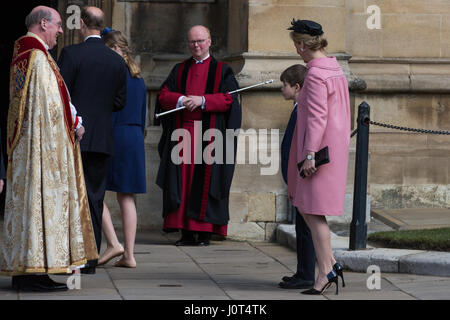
[[43, 19, 62, 29], [188, 39, 208, 46]]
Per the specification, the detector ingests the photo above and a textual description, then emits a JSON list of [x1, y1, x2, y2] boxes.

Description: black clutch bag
[[297, 146, 330, 178]]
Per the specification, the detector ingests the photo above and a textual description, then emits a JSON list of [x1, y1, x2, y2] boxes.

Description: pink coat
[[287, 56, 351, 216]]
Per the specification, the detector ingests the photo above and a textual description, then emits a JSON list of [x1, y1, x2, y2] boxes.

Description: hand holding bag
[[297, 146, 330, 178]]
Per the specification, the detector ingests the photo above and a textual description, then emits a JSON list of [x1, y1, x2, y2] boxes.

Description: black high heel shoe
[[301, 270, 338, 295], [333, 262, 345, 287]]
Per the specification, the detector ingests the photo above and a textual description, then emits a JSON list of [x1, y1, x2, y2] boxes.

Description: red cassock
[[158, 57, 233, 235]]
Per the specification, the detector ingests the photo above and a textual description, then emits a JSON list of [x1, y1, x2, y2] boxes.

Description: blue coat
[[106, 69, 147, 193]]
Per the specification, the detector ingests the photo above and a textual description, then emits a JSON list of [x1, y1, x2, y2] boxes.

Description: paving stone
[[211, 273, 288, 285], [326, 290, 416, 300], [399, 251, 450, 277], [388, 279, 450, 300], [115, 279, 228, 300], [383, 273, 449, 284], [333, 248, 424, 273], [0, 230, 447, 300], [107, 272, 210, 281], [220, 282, 325, 300], [19, 294, 122, 300], [200, 261, 292, 276]]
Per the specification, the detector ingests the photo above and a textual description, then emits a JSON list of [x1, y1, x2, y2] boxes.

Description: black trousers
[[295, 209, 316, 281], [81, 152, 110, 265]]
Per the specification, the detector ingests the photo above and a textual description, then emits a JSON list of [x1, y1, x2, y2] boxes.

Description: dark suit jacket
[[58, 37, 127, 156], [281, 103, 297, 184], [0, 128, 5, 180]]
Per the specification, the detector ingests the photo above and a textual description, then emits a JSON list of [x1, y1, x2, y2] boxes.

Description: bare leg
[[98, 202, 124, 265], [114, 193, 137, 268], [301, 213, 335, 291]]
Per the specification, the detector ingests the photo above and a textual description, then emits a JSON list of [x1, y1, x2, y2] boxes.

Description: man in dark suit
[[58, 5, 127, 274], [278, 64, 316, 289], [0, 127, 5, 194]]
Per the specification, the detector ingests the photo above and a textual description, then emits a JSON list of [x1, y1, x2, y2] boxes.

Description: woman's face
[[294, 40, 305, 59], [110, 44, 123, 57]]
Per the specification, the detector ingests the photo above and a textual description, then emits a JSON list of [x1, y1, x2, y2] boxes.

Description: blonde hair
[[290, 31, 328, 52], [103, 30, 141, 78]]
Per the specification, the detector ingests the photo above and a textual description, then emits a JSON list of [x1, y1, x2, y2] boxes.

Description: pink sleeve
[[158, 85, 183, 111], [203, 93, 233, 113], [302, 74, 328, 153]]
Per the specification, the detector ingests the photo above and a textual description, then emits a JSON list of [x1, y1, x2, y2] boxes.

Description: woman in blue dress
[[98, 29, 147, 268]]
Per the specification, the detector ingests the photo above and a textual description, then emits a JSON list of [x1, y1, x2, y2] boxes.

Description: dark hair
[[81, 6, 104, 31], [25, 8, 52, 29], [280, 64, 307, 87]]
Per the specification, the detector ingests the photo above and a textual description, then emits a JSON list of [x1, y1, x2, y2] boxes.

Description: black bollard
[[349, 101, 370, 250]]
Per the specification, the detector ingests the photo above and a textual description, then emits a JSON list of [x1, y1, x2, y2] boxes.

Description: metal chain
[[351, 119, 450, 138], [369, 120, 450, 135]]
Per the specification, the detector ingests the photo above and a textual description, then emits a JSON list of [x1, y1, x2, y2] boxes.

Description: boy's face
[[281, 81, 299, 100]]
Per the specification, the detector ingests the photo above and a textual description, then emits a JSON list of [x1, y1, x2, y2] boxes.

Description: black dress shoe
[[279, 277, 314, 289], [282, 273, 300, 283], [39, 275, 68, 291], [333, 262, 345, 287], [12, 275, 68, 292], [301, 270, 339, 295], [175, 237, 197, 246], [197, 239, 210, 246], [80, 266, 96, 274], [197, 232, 211, 246]]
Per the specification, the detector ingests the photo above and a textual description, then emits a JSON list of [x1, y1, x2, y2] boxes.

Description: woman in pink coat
[[287, 19, 350, 295]]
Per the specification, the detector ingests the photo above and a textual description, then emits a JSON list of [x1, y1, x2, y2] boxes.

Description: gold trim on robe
[[0, 36, 98, 276]]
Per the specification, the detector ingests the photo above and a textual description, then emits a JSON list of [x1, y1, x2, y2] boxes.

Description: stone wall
[[103, 0, 449, 240], [346, 0, 450, 211]]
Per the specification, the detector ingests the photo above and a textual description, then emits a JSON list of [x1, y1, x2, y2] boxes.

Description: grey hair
[[25, 8, 53, 29]]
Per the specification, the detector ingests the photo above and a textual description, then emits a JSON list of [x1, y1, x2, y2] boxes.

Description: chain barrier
[[368, 120, 450, 135], [351, 119, 450, 138]]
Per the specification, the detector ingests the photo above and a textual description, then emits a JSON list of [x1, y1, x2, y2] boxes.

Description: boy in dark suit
[[279, 64, 316, 289], [58, 6, 127, 274]]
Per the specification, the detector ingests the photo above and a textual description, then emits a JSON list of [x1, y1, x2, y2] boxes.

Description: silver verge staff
[[155, 79, 274, 118]]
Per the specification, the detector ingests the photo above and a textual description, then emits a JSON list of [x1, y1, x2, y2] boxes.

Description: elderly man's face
[[45, 11, 63, 49], [187, 26, 211, 61]]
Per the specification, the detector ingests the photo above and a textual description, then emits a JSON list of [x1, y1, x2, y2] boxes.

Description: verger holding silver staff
[[155, 79, 274, 118]]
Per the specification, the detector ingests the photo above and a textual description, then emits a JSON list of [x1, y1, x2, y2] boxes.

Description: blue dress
[[106, 69, 147, 193]]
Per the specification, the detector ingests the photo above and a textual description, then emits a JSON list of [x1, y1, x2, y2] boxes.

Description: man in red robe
[[155, 25, 241, 246]]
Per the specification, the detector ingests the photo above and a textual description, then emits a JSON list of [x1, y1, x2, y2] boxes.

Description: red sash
[[8, 35, 74, 161], [175, 58, 224, 220]]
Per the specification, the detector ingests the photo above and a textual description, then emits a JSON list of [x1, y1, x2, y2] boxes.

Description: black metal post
[[349, 101, 370, 250]]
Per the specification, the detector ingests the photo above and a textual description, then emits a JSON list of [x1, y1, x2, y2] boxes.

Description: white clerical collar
[[84, 35, 102, 42], [194, 54, 210, 64], [26, 32, 49, 50]]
